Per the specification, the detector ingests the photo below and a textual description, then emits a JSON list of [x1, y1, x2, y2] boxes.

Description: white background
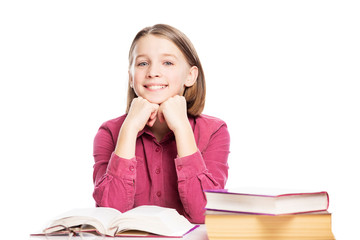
[[1, 0, 359, 239]]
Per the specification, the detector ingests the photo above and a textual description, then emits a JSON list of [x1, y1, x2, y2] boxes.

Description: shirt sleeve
[[92, 126, 136, 212], [174, 123, 230, 223]]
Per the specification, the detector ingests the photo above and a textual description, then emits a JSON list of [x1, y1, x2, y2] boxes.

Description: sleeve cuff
[[175, 149, 206, 180], [107, 152, 137, 180]]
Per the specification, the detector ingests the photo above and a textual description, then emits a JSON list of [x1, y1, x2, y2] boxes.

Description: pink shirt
[[92, 114, 230, 223]]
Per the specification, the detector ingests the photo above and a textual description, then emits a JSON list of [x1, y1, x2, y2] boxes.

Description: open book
[[42, 205, 198, 237]]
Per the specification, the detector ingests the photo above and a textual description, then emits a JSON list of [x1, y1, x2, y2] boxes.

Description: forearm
[[175, 150, 226, 223], [173, 121, 197, 157], [93, 154, 137, 211], [175, 123, 230, 223], [93, 122, 137, 212], [114, 122, 138, 159]]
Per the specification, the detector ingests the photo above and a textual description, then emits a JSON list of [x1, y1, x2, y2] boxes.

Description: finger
[[149, 108, 158, 120], [157, 107, 165, 123], [146, 113, 157, 127], [147, 104, 159, 126], [147, 118, 156, 127]]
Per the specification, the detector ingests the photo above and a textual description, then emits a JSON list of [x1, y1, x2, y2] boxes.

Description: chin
[[145, 97, 167, 105]]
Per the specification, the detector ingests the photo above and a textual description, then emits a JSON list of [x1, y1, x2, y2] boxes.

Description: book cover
[[204, 188, 329, 215]]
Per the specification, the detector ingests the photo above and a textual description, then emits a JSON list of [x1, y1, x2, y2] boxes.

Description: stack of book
[[204, 189, 335, 240]]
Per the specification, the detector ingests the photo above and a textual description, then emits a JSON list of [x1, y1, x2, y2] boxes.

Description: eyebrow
[[161, 53, 178, 59], [135, 53, 178, 60]]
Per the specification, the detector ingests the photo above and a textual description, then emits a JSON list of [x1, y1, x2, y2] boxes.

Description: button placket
[[153, 143, 163, 202]]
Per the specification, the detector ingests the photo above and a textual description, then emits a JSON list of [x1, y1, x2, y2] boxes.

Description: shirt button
[[129, 166, 135, 172], [155, 147, 161, 152], [177, 165, 183, 171], [155, 168, 161, 174], [156, 191, 162, 197]]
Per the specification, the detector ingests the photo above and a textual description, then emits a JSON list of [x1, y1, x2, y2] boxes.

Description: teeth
[[147, 85, 166, 90]]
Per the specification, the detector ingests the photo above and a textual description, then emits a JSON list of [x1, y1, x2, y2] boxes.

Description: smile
[[145, 85, 168, 90]]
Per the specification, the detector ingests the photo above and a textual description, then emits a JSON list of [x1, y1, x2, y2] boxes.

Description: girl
[[92, 24, 230, 224]]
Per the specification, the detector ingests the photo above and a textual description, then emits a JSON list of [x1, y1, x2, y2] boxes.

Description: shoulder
[[96, 114, 127, 139], [192, 114, 227, 132], [93, 114, 128, 153], [100, 114, 127, 129], [191, 114, 229, 151]]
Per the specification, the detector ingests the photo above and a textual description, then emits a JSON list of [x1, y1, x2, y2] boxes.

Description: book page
[[123, 205, 170, 217], [112, 205, 195, 237], [46, 207, 122, 235], [218, 187, 326, 197]]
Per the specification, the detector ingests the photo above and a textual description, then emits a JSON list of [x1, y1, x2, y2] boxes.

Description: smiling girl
[[92, 24, 230, 223]]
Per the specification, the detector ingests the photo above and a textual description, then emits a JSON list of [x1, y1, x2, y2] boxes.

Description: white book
[[204, 188, 329, 215], [41, 205, 198, 237]]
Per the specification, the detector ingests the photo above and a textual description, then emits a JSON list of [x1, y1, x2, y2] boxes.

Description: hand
[[158, 95, 189, 133], [158, 95, 198, 157], [124, 97, 160, 133], [115, 97, 158, 159]]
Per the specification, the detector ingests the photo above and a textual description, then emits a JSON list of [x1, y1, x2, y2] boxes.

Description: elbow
[[183, 206, 206, 224]]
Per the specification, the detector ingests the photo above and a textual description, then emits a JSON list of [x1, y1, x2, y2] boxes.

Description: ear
[[128, 70, 133, 88], [184, 66, 198, 87]]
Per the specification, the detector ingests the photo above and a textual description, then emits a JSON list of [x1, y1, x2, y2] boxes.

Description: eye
[[137, 61, 148, 67], [164, 61, 174, 66]]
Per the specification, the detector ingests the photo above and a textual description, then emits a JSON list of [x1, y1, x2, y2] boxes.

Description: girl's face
[[129, 35, 198, 104]]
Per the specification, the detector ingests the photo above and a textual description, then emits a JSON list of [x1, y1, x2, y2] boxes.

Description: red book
[[204, 188, 329, 215]]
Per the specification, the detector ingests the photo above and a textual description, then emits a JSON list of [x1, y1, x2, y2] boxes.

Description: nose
[[147, 63, 161, 78]]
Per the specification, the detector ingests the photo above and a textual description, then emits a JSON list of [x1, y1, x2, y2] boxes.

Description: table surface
[[29, 225, 209, 240]]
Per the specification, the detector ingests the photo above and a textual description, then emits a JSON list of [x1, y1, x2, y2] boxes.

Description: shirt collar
[[136, 115, 196, 140]]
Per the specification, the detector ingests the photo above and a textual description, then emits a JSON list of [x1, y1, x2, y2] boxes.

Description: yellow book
[[205, 211, 335, 240]]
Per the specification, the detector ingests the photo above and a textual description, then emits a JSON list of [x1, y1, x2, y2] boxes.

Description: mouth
[[144, 84, 168, 90]]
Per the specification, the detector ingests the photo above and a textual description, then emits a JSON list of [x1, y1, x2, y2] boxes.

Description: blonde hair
[[126, 24, 206, 116]]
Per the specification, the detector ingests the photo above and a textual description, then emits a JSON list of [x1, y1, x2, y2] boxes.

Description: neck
[[150, 119, 170, 142]]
